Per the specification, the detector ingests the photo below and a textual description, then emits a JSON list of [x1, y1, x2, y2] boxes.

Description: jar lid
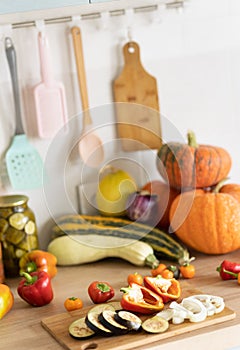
[[0, 195, 29, 207]]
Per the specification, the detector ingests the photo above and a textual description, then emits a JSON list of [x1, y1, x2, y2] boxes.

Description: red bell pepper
[[216, 260, 240, 280], [120, 283, 164, 314], [88, 281, 115, 304], [17, 271, 53, 307], [144, 275, 181, 303]]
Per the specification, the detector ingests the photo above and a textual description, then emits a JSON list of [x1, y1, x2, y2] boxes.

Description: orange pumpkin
[[156, 131, 232, 190], [220, 183, 240, 203], [169, 183, 240, 254], [142, 180, 180, 231]]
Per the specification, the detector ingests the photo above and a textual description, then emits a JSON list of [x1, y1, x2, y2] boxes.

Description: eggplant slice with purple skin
[[98, 310, 129, 335], [86, 310, 113, 337], [69, 317, 95, 340], [114, 310, 142, 331], [142, 315, 169, 334]]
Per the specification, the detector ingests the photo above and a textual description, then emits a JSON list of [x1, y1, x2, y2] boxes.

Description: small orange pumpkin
[[142, 180, 180, 231], [220, 183, 240, 203], [169, 181, 240, 254], [156, 131, 232, 190]]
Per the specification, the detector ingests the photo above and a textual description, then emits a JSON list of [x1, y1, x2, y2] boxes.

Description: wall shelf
[[0, 0, 186, 28]]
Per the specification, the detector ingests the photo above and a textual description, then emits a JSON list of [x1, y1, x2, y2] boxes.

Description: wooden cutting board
[[113, 41, 162, 152], [41, 287, 236, 350]]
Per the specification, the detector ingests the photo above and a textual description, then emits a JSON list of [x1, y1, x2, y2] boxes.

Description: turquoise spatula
[[5, 37, 44, 190]]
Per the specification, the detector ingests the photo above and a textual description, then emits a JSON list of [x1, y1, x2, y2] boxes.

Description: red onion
[[126, 191, 158, 225]]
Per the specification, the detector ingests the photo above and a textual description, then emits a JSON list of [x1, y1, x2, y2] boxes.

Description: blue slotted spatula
[[5, 37, 44, 190]]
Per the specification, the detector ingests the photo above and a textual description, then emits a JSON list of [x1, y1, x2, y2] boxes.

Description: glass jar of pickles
[[0, 195, 39, 277]]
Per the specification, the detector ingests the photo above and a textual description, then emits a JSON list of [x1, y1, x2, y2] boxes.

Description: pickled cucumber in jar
[[0, 195, 39, 277]]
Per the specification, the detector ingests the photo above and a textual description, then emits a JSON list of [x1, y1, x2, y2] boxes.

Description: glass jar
[[0, 195, 39, 278], [0, 243, 4, 282]]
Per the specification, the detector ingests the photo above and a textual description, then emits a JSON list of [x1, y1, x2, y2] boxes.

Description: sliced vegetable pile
[[68, 291, 226, 340], [66, 263, 226, 341]]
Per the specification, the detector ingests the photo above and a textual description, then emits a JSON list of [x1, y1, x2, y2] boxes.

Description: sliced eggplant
[[98, 310, 129, 335], [86, 310, 113, 337], [142, 316, 169, 334], [69, 317, 95, 340], [114, 310, 142, 331], [107, 301, 122, 311], [89, 303, 116, 315]]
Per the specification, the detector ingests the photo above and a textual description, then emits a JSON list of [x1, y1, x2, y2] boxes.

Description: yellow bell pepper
[[19, 250, 57, 279], [0, 284, 14, 319]]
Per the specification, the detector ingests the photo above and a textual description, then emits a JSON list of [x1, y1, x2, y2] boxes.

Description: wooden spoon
[[71, 26, 104, 167]]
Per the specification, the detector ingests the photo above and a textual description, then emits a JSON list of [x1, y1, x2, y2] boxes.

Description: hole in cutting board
[[82, 342, 98, 350], [128, 46, 135, 54]]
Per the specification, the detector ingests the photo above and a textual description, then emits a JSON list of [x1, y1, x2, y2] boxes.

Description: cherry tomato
[[64, 297, 83, 311], [127, 272, 143, 286], [180, 264, 195, 279], [151, 263, 167, 277], [160, 268, 174, 279]]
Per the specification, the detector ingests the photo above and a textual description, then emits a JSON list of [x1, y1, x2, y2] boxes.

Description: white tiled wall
[[0, 0, 240, 248]]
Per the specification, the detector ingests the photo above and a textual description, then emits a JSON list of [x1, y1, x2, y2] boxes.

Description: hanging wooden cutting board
[[113, 41, 162, 152]]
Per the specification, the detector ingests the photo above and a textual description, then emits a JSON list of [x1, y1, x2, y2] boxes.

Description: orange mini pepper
[[0, 284, 14, 319], [64, 297, 83, 311], [179, 257, 196, 279], [19, 250, 57, 279], [151, 263, 167, 277], [127, 272, 143, 286]]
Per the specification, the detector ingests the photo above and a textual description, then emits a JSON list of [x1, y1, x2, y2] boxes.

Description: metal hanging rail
[[11, 1, 186, 29]]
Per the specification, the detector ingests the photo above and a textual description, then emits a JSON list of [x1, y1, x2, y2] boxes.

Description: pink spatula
[[34, 31, 68, 139]]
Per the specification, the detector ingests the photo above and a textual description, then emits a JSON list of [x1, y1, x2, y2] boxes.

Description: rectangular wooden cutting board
[[41, 288, 236, 350], [113, 41, 162, 152]]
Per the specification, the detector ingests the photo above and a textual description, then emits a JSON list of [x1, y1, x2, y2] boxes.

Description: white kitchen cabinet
[[0, 0, 89, 14]]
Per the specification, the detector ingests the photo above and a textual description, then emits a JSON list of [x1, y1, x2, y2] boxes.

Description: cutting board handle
[[123, 41, 142, 68], [38, 32, 54, 87]]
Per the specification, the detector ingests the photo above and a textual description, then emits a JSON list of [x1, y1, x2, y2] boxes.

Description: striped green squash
[[50, 215, 189, 262]]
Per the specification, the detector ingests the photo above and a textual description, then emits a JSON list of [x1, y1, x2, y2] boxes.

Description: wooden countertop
[[1, 250, 240, 350]]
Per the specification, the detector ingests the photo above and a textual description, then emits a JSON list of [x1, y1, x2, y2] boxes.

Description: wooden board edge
[[41, 305, 236, 350]]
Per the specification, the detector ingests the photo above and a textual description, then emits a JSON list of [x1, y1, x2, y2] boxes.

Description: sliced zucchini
[[114, 310, 142, 331], [98, 310, 129, 335], [142, 316, 169, 334], [86, 311, 113, 337], [69, 317, 95, 340]]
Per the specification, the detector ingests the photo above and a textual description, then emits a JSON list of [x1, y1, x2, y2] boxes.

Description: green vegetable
[[50, 214, 189, 262]]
